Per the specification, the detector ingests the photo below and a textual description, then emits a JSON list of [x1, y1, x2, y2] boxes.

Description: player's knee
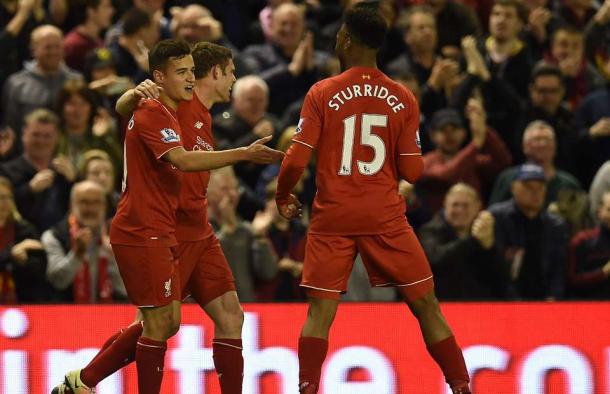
[[217, 304, 244, 335], [407, 290, 440, 318]]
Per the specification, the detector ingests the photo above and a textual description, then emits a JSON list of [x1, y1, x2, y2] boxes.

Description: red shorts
[[176, 232, 236, 306], [111, 244, 181, 307], [302, 225, 434, 301]]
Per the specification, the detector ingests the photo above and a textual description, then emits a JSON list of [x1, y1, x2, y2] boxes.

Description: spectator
[[513, 64, 577, 172], [557, 0, 597, 29], [521, 0, 556, 60], [207, 167, 278, 302], [262, 179, 307, 301], [419, 183, 511, 300], [590, 160, 610, 218], [567, 191, 610, 299], [43, 180, 125, 302], [243, 3, 330, 116], [0, 0, 44, 92], [108, 8, 159, 83], [103, 0, 170, 45], [419, 102, 511, 212], [56, 80, 121, 168], [0, 109, 75, 233], [1, 24, 82, 138], [63, 0, 114, 72], [490, 120, 581, 206], [423, 0, 481, 52], [171, 4, 251, 77], [78, 149, 119, 217], [489, 163, 569, 300], [214, 76, 281, 190], [0, 176, 49, 303], [542, 25, 605, 110], [572, 84, 610, 189], [584, 0, 610, 80]]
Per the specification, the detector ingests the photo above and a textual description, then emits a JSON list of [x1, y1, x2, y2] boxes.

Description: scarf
[[69, 214, 112, 303], [0, 223, 16, 303]]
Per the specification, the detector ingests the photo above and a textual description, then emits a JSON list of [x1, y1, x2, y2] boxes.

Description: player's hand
[[471, 210, 494, 249], [252, 119, 274, 138], [29, 169, 55, 193], [134, 79, 162, 100], [589, 117, 610, 138], [245, 136, 284, 164], [73, 228, 93, 256], [11, 239, 43, 264], [52, 155, 77, 182], [602, 260, 610, 277], [276, 194, 302, 220]]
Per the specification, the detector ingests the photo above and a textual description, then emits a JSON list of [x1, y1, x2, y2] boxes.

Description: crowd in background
[[0, 0, 609, 304]]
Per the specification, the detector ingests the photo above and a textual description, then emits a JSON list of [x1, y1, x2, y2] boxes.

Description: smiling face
[[213, 59, 236, 104], [270, 4, 305, 51], [154, 55, 196, 102]]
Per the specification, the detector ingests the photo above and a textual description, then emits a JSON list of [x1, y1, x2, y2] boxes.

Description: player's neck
[[193, 80, 215, 110], [342, 52, 377, 70], [159, 91, 179, 111]]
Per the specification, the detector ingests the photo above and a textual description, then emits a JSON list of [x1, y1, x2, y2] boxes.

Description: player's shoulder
[[135, 99, 177, 123], [381, 74, 417, 103]]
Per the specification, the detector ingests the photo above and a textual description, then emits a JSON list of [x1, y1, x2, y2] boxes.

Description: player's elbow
[[165, 148, 192, 171], [399, 158, 424, 183]]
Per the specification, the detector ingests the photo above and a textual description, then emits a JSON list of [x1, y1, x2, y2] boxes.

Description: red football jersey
[[175, 93, 215, 242], [293, 67, 421, 235], [110, 99, 184, 246]]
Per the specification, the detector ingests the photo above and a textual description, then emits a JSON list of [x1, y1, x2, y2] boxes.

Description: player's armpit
[[276, 142, 312, 203], [398, 154, 424, 183]]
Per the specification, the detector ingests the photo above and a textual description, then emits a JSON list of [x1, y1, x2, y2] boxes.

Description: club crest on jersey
[[164, 278, 172, 297], [415, 129, 421, 149], [194, 121, 204, 129], [296, 118, 304, 134], [160, 128, 180, 143]]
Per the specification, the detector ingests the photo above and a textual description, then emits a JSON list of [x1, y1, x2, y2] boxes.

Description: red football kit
[[175, 93, 235, 305], [110, 99, 183, 307], [277, 67, 433, 300]]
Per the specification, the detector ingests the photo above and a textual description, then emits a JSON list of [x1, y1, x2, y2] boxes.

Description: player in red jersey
[[276, 5, 471, 394], [51, 40, 282, 394]]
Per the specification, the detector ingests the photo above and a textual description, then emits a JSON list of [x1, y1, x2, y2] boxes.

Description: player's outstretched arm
[[164, 135, 284, 172], [115, 79, 162, 117]]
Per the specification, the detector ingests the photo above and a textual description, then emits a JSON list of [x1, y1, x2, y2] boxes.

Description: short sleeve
[[396, 93, 422, 157], [292, 84, 323, 150], [135, 104, 183, 159]]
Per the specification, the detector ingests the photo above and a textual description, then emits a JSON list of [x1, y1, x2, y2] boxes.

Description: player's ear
[[212, 64, 219, 80], [153, 69, 164, 84]]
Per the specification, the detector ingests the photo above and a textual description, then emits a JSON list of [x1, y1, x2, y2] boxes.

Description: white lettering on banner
[[170, 325, 215, 394], [323, 346, 395, 394], [242, 313, 299, 394], [3, 351, 27, 394], [46, 349, 123, 394], [520, 345, 593, 394], [445, 345, 511, 394]]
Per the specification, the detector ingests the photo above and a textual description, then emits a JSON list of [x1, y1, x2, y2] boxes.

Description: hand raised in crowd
[[52, 155, 77, 182], [589, 117, 610, 138], [471, 210, 495, 249], [278, 257, 304, 277], [253, 118, 274, 138], [428, 58, 460, 91], [29, 169, 55, 193], [528, 7, 552, 43], [594, 0, 610, 24], [92, 107, 115, 137], [252, 200, 276, 238], [289, 32, 315, 76], [277, 194, 302, 220], [243, 135, 284, 164], [462, 36, 491, 81], [466, 98, 488, 148], [72, 227, 93, 257], [557, 55, 580, 77], [218, 194, 239, 234], [11, 239, 43, 264]]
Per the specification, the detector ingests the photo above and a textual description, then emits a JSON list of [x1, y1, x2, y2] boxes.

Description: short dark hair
[[530, 63, 563, 83], [344, 3, 388, 50], [552, 24, 583, 42], [148, 39, 191, 74], [493, 0, 528, 24], [56, 80, 100, 126], [191, 42, 233, 79], [122, 8, 151, 37], [72, 0, 101, 26]]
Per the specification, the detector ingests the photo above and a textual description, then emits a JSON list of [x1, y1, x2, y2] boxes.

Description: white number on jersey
[[338, 114, 387, 176]]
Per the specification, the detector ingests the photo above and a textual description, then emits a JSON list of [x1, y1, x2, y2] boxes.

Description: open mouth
[[185, 86, 194, 94]]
